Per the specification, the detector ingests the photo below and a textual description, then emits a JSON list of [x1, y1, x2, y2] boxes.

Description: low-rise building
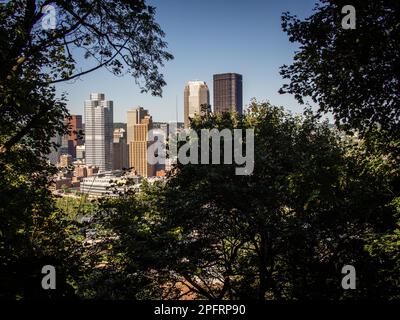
[[80, 171, 142, 197]]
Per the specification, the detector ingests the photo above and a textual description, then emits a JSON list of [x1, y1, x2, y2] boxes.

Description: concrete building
[[52, 177, 72, 191], [87, 166, 99, 177], [48, 133, 62, 165], [59, 154, 73, 167], [80, 171, 142, 197], [76, 145, 85, 160], [113, 128, 129, 170], [127, 107, 148, 143], [150, 127, 167, 174], [129, 115, 155, 177], [184, 81, 210, 128], [127, 107, 149, 168], [67, 115, 83, 158], [74, 165, 88, 179], [213, 73, 243, 115], [84, 93, 113, 172]]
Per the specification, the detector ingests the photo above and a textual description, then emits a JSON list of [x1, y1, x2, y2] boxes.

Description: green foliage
[[0, 0, 172, 299], [93, 101, 399, 299], [280, 0, 400, 141], [55, 194, 97, 221]]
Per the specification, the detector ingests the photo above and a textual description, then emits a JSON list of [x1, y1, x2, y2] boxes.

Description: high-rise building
[[127, 107, 149, 143], [184, 81, 210, 128], [67, 115, 83, 158], [60, 129, 69, 156], [47, 133, 62, 165], [213, 73, 243, 115], [127, 107, 149, 167], [113, 128, 129, 170], [84, 93, 113, 172], [129, 114, 155, 177]]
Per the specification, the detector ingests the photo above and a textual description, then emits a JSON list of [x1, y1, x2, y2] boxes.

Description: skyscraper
[[113, 128, 129, 170], [184, 81, 210, 128], [129, 114, 155, 177], [47, 133, 62, 165], [84, 93, 113, 172], [127, 107, 149, 143], [127, 106, 149, 167], [67, 114, 83, 158], [213, 73, 243, 115]]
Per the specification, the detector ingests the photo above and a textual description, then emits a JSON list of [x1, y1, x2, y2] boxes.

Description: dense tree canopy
[[93, 101, 399, 299], [280, 0, 400, 140], [0, 0, 172, 299]]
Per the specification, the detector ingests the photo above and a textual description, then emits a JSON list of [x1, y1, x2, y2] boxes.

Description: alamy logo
[[41, 265, 56, 290], [341, 265, 356, 289], [147, 128, 255, 175], [341, 5, 356, 29]]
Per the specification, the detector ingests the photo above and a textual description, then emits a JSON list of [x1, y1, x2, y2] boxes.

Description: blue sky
[[55, 0, 319, 123]]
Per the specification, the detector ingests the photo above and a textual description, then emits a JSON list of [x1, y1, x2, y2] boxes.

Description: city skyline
[[54, 0, 320, 123]]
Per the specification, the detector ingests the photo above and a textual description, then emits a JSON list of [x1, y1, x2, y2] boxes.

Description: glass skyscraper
[[213, 73, 243, 115], [84, 93, 114, 172]]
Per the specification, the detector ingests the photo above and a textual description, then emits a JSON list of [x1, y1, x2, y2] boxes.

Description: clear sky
[[55, 0, 319, 123]]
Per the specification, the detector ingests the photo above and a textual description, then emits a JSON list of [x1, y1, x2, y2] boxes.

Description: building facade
[[84, 93, 114, 172], [127, 107, 149, 167], [113, 128, 129, 170], [67, 115, 83, 158], [76, 145, 85, 160], [59, 154, 72, 167], [48, 133, 62, 165], [184, 81, 210, 128], [80, 172, 141, 197], [129, 115, 155, 177], [127, 107, 149, 144], [213, 73, 243, 115]]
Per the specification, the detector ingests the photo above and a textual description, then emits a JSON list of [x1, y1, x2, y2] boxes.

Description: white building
[[84, 93, 113, 172], [184, 81, 210, 128], [80, 171, 142, 197]]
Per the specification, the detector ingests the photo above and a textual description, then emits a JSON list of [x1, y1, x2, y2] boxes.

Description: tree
[[94, 101, 399, 299], [1, 0, 173, 153], [279, 0, 400, 141], [0, 0, 172, 299], [279, 0, 400, 299]]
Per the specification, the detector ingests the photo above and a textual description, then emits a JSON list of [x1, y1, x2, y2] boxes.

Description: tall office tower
[[127, 106, 149, 167], [48, 133, 62, 165], [113, 128, 129, 170], [151, 127, 168, 174], [213, 73, 243, 115], [127, 107, 149, 143], [60, 126, 70, 156], [67, 114, 83, 158], [84, 93, 114, 172], [129, 115, 155, 177], [184, 81, 210, 128]]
